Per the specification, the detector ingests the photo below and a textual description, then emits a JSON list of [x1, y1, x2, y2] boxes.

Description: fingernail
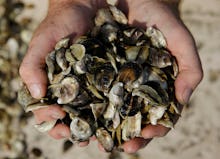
[[29, 84, 42, 99], [182, 88, 193, 104]]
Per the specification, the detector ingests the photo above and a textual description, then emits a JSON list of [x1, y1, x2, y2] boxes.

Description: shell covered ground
[[1, 0, 220, 159]]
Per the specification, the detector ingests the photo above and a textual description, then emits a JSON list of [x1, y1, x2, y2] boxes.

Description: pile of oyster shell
[[19, 1, 180, 152]]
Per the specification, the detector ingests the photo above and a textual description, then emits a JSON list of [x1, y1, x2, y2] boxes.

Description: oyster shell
[[117, 62, 142, 86], [96, 127, 114, 152], [70, 43, 86, 61], [147, 48, 172, 68], [95, 8, 114, 26], [90, 102, 107, 120], [17, 85, 48, 112], [56, 48, 68, 71], [125, 46, 142, 62], [70, 117, 93, 142], [46, 51, 56, 82], [52, 76, 79, 104], [146, 26, 167, 48], [107, 0, 119, 6], [17, 85, 39, 109], [34, 120, 57, 133], [99, 23, 119, 43], [108, 82, 124, 107], [149, 106, 167, 125], [122, 112, 142, 141], [55, 37, 70, 50], [109, 6, 128, 25]]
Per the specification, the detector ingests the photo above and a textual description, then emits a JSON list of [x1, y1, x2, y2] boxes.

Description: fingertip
[[48, 124, 70, 139], [78, 141, 89, 147], [141, 125, 170, 138], [90, 135, 96, 141], [29, 83, 47, 99], [175, 69, 203, 105], [33, 105, 66, 123], [174, 74, 190, 105], [98, 143, 106, 152], [123, 138, 149, 154]]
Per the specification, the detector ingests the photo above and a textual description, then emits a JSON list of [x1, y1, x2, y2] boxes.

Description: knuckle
[[32, 111, 43, 123], [197, 69, 204, 82], [48, 131, 61, 140], [19, 62, 27, 77], [193, 69, 204, 86], [19, 59, 33, 80], [32, 109, 43, 118]]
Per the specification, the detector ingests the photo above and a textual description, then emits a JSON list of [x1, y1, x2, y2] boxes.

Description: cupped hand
[[19, 0, 203, 153], [116, 0, 203, 153], [19, 0, 98, 143]]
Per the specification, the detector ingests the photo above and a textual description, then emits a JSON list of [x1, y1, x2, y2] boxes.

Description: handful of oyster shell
[[18, 2, 180, 152]]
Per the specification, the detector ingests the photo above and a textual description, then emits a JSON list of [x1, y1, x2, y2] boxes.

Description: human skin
[[19, 0, 203, 153]]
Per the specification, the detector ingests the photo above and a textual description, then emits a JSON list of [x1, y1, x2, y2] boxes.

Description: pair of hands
[[19, 0, 203, 153]]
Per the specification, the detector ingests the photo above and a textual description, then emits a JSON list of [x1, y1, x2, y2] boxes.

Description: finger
[[90, 135, 96, 141], [98, 143, 106, 152], [78, 141, 89, 147], [123, 137, 152, 154], [48, 123, 70, 139], [141, 124, 170, 139], [19, 26, 56, 99], [33, 105, 66, 124], [167, 25, 203, 104]]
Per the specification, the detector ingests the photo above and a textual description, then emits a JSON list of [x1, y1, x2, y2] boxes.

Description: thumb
[[175, 69, 202, 105], [19, 30, 56, 99], [168, 27, 203, 105]]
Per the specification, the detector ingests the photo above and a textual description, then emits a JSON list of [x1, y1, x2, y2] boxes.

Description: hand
[[115, 0, 203, 153], [19, 0, 98, 145]]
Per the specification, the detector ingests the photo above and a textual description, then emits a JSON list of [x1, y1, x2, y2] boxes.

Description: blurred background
[[0, 0, 219, 158]]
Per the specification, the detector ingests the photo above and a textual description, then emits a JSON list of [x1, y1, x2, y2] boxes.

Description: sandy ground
[[6, 0, 220, 158]]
